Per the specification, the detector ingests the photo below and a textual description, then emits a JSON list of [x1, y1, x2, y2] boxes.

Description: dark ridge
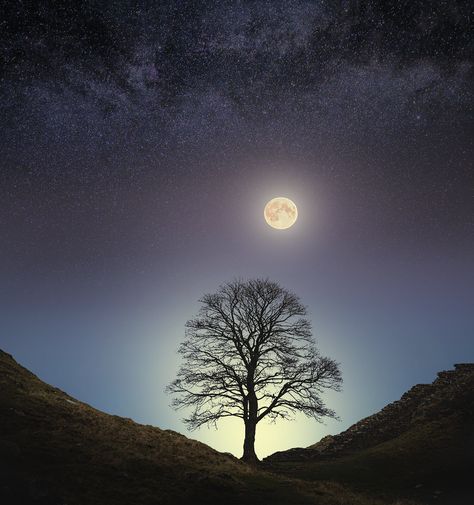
[[265, 363, 474, 463]]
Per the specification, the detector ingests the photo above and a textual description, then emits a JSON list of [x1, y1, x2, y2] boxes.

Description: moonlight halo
[[264, 197, 298, 230]]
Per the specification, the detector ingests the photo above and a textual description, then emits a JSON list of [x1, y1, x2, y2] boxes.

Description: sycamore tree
[[167, 278, 342, 463]]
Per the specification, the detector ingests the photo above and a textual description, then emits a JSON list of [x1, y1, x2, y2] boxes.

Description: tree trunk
[[242, 368, 259, 464], [242, 419, 258, 464]]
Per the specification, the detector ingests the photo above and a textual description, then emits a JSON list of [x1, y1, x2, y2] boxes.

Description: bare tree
[[167, 278, 342, 463]]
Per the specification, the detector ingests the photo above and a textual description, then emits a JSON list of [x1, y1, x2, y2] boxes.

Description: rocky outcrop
[[265, 363, 474, 462]]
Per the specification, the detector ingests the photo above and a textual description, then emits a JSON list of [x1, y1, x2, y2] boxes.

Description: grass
[[1, 349, 472, 504], [265, 414, 474, 504]]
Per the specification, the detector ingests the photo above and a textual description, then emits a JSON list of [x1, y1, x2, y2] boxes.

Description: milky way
[[2, 2, 473, 276]]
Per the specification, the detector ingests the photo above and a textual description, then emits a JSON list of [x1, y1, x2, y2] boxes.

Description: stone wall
[[265, 363, 474, 462]]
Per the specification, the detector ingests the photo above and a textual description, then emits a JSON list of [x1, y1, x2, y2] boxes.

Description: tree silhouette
[[167, 278, 342, 463]]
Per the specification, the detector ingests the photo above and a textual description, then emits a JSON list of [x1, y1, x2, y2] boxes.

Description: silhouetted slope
[[0, 350, 249, 504], [264, 364, 474, 504], [0, 349, 385, 505], [266, 364, 474, 462]]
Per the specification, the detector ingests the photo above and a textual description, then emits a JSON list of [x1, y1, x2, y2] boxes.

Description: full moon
[[264, 197, 298, 230]]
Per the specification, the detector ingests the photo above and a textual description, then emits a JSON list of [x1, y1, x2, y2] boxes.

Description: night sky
[[1, 1, 473, 457]]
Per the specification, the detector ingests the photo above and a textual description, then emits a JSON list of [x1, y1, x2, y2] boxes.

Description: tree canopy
[[167, 278, 342, 462]]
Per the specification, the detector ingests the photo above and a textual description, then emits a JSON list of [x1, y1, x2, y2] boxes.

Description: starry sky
[[1, 1, 473, 457]]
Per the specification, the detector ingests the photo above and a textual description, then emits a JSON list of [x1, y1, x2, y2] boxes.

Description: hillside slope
[[0, 349, 386, 505], [264, 364, 474, 504]]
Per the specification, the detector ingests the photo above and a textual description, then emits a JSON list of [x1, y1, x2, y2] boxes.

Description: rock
[[264, 363, 474, 463]]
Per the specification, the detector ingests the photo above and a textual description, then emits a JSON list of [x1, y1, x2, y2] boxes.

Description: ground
[[1, 349, 472, 505]]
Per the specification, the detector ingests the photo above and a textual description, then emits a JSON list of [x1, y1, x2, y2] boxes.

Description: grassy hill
[[264, 364, 474, 505], [2, 348, 471, 504], [0, 349, 393, 505]]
